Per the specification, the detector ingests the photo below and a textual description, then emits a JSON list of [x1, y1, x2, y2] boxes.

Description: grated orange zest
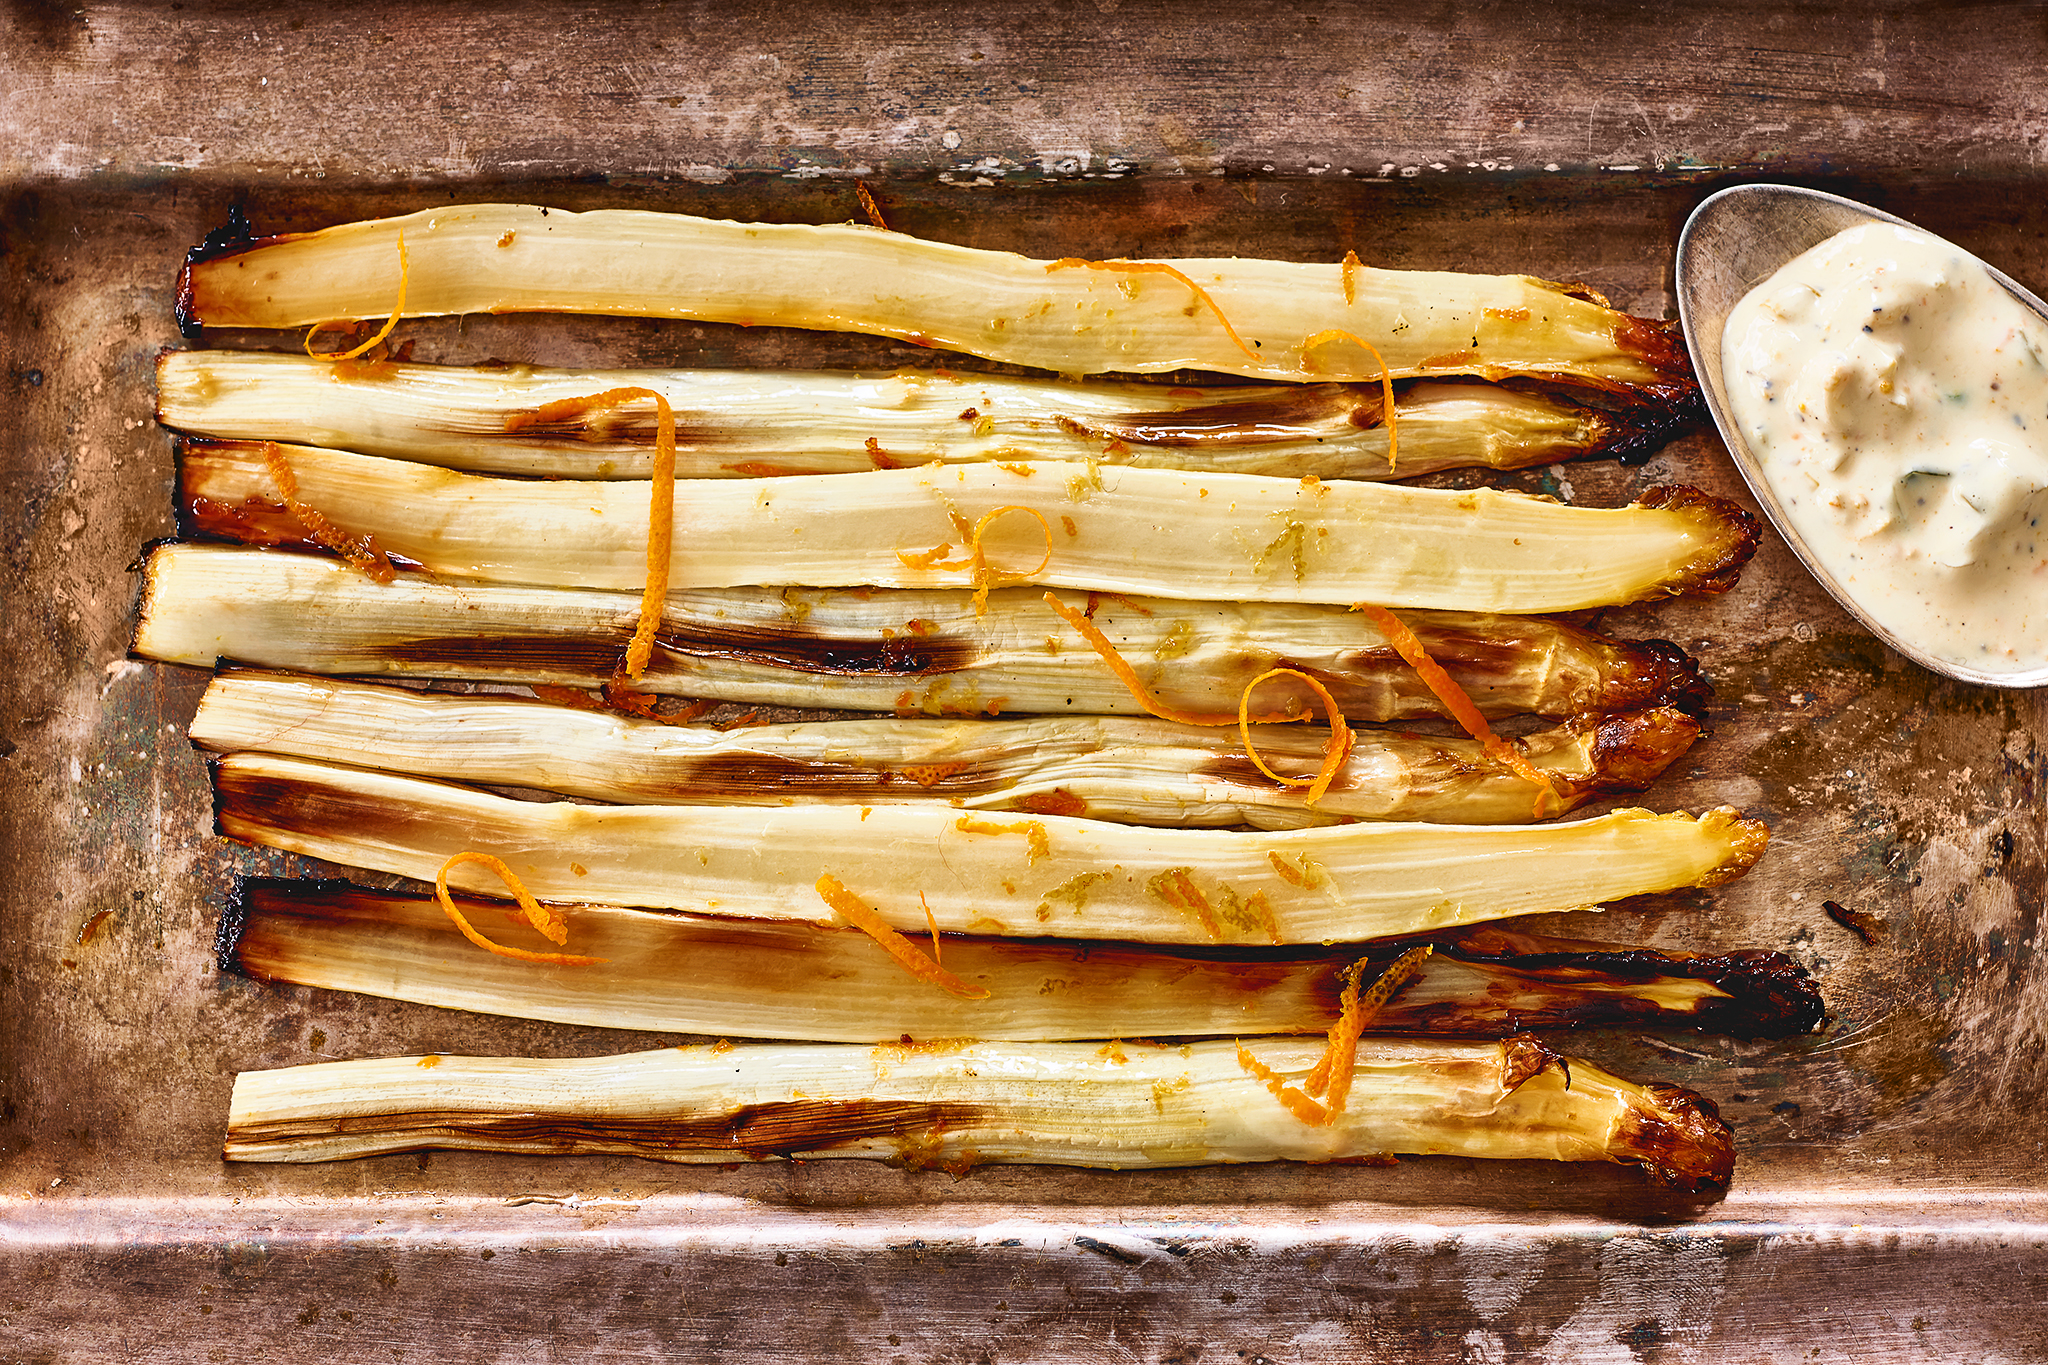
[[305, 230, 408, 361], [1148, 868, 1222, 940], [261, 442, 396, 583], [1236, 666, 1353, 805], [1046, 257, 1262, 365], [1353, 603, 1558, 815], [815, 874, 991, 1000], [434, 851, 600, 966], [1341, 249, 1361, 306]]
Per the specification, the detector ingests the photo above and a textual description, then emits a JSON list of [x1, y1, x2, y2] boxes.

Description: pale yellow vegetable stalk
[[211, 750, 1767, 945], [177, 441, 1755, 610], [135, 546, 1711, 719], [176, 204, 1697, 395], [223, 879, 1825, 1043], [189, 671, 1698, 828], [156, 351, 1678, 481], [221, 1037, 1736, 1189]]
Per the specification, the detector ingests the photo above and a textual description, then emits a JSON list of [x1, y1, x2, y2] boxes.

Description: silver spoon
[[1675, 183, 2048, 689]]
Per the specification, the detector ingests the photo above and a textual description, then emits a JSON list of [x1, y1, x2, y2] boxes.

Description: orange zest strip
[[1043, 591, 1296, 727], [920, 891, 943, 968], [1304, 945, 1434, 1114], [815, 874, 991, 1001], [434, 851, 600, 966], [625, 388, 678, 681], [600, 681, 667, 721], [1235, 1042, 1330, 1126], [1302, 327, 1400, 473], [261, 442, 397, 583], [1340, 249, 1361, 306], [530, 683, 613, 715], [1093, 591, 1153, 617], [1236, 666, 1354, 805], [508, 387, 677, 682], [953, 816, 1052, 864], [1046, 257, 1263, 366], [967, 505, 1053, 614], [856, 180, 889, 230], [306, 230, 408, 361], [895, 541, 960, 570], [1352, 603, 1559, 816], [529, 685, 715, 728], [1325, 945, 1433, 1112]]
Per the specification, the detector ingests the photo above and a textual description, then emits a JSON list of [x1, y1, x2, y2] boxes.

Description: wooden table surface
[[4, 2, 2047, 1359]]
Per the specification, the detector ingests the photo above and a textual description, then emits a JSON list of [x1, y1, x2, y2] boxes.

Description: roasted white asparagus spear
[[135, 546, 1711, 720], [222, 1036, 1736, 1190], [190, 671, 1699, 828], [224, 877, 1825, 1043], [176, 440, 1756, 610], [211, 750, 1767, 945], [157, 351, 1686, 481], [176, 204, 1699, 398]]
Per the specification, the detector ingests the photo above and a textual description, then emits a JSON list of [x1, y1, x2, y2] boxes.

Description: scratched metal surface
[[4, 1, 2048, 1359]]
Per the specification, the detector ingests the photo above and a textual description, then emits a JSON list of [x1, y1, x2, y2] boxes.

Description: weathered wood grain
[[5, 1, 2048, 185]]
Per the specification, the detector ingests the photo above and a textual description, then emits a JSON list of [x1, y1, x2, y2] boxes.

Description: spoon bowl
[[1675, 183, 2048, 689]]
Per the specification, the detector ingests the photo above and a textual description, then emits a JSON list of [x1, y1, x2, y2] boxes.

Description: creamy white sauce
[[1723, 222, 2048, 675]]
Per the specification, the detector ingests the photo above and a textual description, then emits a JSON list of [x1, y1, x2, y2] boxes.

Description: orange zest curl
[[1352, 603, 1559, 816], [1237, 667, 1353, 806], [900, 506, 1054, 615], [434, 851, 600, 966], [305, 230, 409, 361], [815, 874, 991, 1001], [967, 505, 1053, 614], [1045, 257, 1263, 365], [1302, 328, 1400, 473], [261, 443, 396, 583]]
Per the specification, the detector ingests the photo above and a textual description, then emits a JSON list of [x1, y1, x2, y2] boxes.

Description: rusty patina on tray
[[3, 2, 2047, 1359]]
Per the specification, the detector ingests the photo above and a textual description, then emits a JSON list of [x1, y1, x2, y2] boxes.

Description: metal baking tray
[[4, 3, 2046, 1357]]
